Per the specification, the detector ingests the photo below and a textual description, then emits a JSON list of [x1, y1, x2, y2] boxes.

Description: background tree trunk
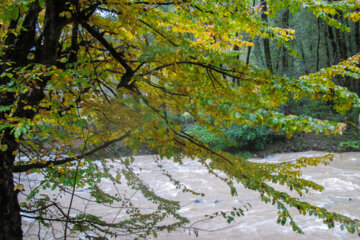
[[281, 8, 290, 73], [316, 18, 321, 71], [324, 22, 332, 66], [328, 26, 338, 64], [261, 0, 273, 72], [355, 20, 360, 52]]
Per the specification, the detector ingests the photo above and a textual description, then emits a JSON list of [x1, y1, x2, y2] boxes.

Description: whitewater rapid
[[19, 151, 360, 239]]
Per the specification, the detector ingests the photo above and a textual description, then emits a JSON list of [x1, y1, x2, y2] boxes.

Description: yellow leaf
[[59, 11, 72, 19], [14, 184, 24, 192], [286, 131, 293, 139], [116, 172, 121, 181]]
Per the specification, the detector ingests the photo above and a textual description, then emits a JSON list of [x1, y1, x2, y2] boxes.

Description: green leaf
[[0, 105, 12, 112], [0, 144, 8, 152], [9, 6, 19, 20], [74, 119, 88, 128], [115, 172, 121, 181]]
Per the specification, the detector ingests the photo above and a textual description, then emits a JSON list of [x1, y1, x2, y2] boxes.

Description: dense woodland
[[1, 0, 360, 239]]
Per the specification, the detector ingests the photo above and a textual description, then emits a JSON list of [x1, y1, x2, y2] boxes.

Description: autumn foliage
[[1, 0, 360, 239]]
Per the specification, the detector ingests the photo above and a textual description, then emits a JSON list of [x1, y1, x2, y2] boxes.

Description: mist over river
[[20, 151, 360, 239]]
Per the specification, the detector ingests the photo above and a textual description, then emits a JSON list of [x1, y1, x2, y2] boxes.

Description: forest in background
[[180, 3, 360, 156]]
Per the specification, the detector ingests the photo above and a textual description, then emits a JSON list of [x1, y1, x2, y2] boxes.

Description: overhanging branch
[[14, 131, 131, 173], [81, 21, 136, 89], [142, 61, 244, 80]]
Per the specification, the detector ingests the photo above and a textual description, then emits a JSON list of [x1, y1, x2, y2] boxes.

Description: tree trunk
[[280, 8, 290, 73], [261, 0, 273, 72], [245, 0, 256, 66], [0, 1, 68, 239], [346, 19, 353, 55], [299, 41, 309, 74], [0, 132, 22, 240], [263, 33, 273, 73], [324, 22, 331, 66], [334, 23, 347, 61], [316, 18, 321, 71], [246, 43, 253, 65], [328, 25, 338, 64], [355, 20, 360, 52], [253, 37, 265, 68]]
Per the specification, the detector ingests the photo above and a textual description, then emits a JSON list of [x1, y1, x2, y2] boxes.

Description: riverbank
[[86, 127, 360, 160], [253, 129, 360, 157]]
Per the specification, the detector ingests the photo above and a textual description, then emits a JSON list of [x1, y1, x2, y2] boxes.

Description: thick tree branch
[[81, 21, 136, 89], [14, 131, 131, 173], [11, 1, 42, 65], [81, 22, 132, 71]]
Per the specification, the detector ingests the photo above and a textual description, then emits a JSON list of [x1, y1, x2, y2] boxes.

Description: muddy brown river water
[[19, 151, 360, 239]]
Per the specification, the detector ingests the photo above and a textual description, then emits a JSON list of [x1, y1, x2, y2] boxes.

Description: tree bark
[[0, 1, 68, 239], [245, 0, 256, 66], [316, 18, 321, 71], [281, 8, 290, 73], [355, 20, 360, 52], [0, 132, 22, 240], [261, 0, 273, 72], [346, 19, 353, 55], [299, 41, 309, 74], [327, 25, 338, 64], [334, 21, 347, 61], [324, 22, 331, 67]]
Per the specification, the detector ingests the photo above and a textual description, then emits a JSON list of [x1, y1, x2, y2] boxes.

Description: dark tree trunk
[[261, 0, 273, 72], [316, 18, 321, 71], [233, 34, 240, 85], [346, 19, 353, 55], [281, 9, 290, 73], [328, 25, 338, 64], [245, 0, 256, 66], [355, 20, 360, 52], [335, 24, 347, 61], [246, 45, 252, 65], [324, 22, 332, 66], [0, 1, 68, 239], [0, 132, 22, 240], [262, 35, 273, 73]]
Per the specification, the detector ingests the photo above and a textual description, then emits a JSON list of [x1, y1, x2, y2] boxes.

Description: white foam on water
[[318, 178, 359, 191], [19, 152, 360, 240]]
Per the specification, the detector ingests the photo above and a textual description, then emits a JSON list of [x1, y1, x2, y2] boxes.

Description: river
[[19, 151, 360, 239]]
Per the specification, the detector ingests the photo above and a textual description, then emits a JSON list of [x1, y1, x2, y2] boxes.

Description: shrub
[[187, 124, 273, 152]]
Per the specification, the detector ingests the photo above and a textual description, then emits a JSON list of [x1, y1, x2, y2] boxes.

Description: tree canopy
[[1, 0, 360, 239]]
